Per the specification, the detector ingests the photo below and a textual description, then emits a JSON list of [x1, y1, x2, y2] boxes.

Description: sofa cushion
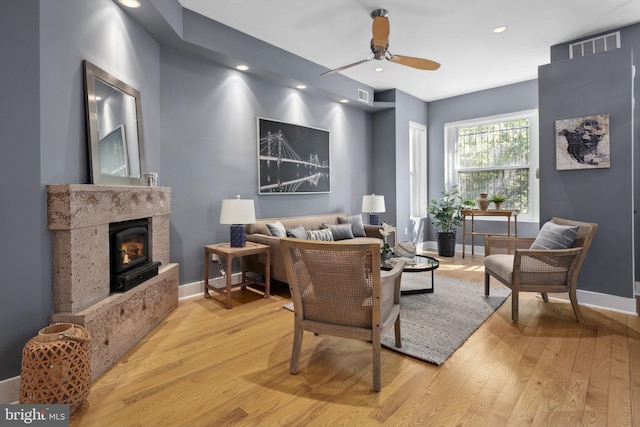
[[338, 214, 366, 237], [286, 225, 307, 239], [306, 229, 334, 241], [266, 221, 287, 237], [530, 221, 578, 250], [323, 223, 355, 241]]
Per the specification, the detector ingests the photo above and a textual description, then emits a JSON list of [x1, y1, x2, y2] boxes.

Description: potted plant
[[427, 186, 475, 256], [489, 194, 507, 210]]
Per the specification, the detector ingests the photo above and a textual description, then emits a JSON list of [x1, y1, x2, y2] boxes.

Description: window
[[445, 110, 538, 221], [409, 122, 427, 218]]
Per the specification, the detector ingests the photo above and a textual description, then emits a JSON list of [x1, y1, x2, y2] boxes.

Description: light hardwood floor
[[71, 251, 640, 426]]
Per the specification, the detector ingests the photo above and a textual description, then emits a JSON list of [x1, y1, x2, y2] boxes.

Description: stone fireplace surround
[[47, 184, 179, 380]]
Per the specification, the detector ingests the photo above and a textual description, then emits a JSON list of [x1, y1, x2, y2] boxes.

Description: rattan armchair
[[280, 237, 404, 392], [484, 217, 598, 323]]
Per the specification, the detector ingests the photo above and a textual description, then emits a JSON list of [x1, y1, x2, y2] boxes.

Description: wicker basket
[[19, 323, 92, 413]]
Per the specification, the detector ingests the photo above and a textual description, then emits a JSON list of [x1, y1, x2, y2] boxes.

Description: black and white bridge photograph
[[257, 118, 330, 194]]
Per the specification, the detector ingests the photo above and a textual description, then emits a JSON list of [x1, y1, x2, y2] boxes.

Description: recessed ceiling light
[[236, 64, 249, 71], [118, 0, 141, 8], [339, 99, 349, 103], [296, 84, 307, 89], [492, 26, 507, 33], [374, 67, 384, 72]]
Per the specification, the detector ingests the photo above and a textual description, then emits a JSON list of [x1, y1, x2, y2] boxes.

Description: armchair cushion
[[530, 221, 578, 250], [484, 254, 515, 284]]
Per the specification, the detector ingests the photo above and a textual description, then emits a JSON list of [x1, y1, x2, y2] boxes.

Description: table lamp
[[220, 195, 256, 247], [362, 194, 385, 225]]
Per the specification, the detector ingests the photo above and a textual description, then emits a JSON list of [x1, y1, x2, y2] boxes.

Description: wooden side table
[[461, 209, 520, 258], [204, 242, 270, 309]]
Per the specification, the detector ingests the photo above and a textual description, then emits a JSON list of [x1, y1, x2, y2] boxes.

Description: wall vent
[[569, 31, 620, 59], [357, 88, 369, 103]]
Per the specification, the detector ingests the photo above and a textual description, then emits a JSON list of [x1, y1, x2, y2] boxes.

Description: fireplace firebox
[[109, 219, 160, 292]]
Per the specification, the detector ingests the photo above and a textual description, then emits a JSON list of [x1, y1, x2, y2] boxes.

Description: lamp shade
[[220, 195, 256, 225], [361, 194, 386, 213]]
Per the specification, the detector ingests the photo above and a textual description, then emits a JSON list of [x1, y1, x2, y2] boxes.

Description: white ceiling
[[179, 0, 640, 102]]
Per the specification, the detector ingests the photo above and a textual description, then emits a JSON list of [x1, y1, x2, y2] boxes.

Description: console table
[[461, 209, 520, 258], [204, 242, 270, 309]]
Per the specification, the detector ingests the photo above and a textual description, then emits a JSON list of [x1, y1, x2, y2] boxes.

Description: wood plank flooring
[[70, 251, 640, 426]]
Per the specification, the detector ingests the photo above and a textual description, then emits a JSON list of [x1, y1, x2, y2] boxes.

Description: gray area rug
[[283, 274, 511, 366]]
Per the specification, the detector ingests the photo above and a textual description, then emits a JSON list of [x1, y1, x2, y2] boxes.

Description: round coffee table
[[381, 255, 440, 295]]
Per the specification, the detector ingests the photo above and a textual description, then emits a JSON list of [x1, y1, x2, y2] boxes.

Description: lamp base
[[229, 224, 246, 247], [369, 213, 380, 226]]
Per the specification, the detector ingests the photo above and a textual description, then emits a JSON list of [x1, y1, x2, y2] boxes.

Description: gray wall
[[160, 47, 373, 285], [538, 46, 634, 297], [426, 80, 541, 242], [0, 0, 44, 381]]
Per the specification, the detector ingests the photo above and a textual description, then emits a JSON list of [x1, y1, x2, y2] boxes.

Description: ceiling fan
[[322, 9, 441, 76]]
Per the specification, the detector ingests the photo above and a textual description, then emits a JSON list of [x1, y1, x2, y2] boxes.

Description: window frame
[[444, 109, 539, 222], [409, 121, 428, 219]]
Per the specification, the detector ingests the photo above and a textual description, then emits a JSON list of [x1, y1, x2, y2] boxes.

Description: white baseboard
[[179, 273, 243, 301], [0, 376, 19, 404]]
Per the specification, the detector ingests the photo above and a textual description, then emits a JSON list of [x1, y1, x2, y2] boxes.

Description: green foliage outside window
[[455, 119, 531, 214]]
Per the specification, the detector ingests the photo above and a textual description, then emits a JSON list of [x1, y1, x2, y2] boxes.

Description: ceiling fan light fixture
[[492, 26, 507, 33]]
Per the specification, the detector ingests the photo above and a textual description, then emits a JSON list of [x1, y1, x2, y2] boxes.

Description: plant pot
[[437, 232, 456, 257], [494, 201, 503, 211]]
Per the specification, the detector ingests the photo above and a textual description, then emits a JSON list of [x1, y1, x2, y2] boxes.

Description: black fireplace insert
[[109, 218, 160, 292]]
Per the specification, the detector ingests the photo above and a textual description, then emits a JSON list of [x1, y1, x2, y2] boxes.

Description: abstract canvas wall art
[[555, 114, 610, 170]]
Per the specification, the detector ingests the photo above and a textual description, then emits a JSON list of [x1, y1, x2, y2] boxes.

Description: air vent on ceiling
[[357, 88, 370, 103], [569, 31, 620, 59]]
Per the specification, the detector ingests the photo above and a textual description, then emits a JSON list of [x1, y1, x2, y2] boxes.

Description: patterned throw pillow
[[305, 228, 334, 241], [530, 221, 579, 250], [266, 221, 287, 237], [286, 225, 307, 239], [323, 223, 355, 241], [338, 214, 366, 237]]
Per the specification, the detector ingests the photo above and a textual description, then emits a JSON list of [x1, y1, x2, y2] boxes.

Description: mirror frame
[[83, 60, 146, 185]]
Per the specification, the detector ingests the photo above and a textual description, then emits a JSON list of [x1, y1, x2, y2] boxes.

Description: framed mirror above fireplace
[[83, 60, 146, 185]]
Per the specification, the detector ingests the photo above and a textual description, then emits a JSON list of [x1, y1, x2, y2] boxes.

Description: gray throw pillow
[[266, 221, 287, 237], [286, 225, 307, 239], [305, 229, 334, 241], [323, 223, 355, 241], [338, 214, 366, 237], [530, 221, 579, 250]]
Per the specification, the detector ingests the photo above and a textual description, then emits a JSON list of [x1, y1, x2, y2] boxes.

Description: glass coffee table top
[[381, 255, 439, 295]]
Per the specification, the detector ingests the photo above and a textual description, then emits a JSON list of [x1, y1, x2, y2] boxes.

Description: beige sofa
[[245, 213, 393, 284]]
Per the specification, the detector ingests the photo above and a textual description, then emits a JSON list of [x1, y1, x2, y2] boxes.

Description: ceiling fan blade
[[321, 58, 372, 76], [372, 16, 390, 48], [388, 54, 441, 71]]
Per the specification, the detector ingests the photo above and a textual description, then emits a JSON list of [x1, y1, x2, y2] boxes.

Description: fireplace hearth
[[47, 184, 178, 380]]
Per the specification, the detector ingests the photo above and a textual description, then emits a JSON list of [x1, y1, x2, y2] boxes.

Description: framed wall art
[[257, 118, 330, 194], [555, 113, 610, 170]]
